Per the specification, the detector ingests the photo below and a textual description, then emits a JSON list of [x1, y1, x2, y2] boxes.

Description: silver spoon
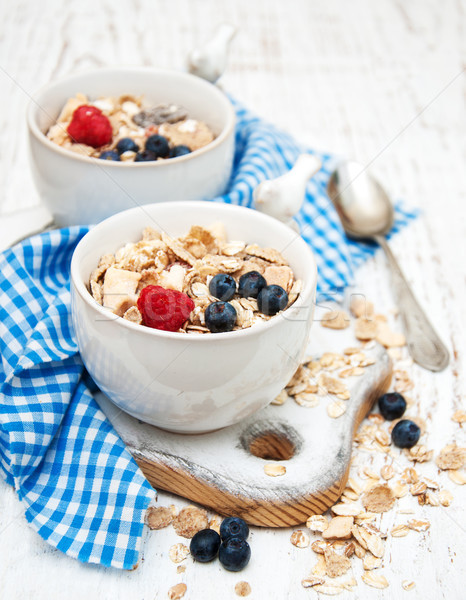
[[327, 160, 449, 372]]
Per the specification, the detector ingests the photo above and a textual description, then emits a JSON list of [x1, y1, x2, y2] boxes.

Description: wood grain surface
[[0, 1, 465, 599]]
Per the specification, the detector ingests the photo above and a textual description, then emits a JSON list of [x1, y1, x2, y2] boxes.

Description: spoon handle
[[373, 234, 449, 372]]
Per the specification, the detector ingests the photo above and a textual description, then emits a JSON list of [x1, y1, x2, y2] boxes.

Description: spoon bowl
[[327, 160, 449, 372]]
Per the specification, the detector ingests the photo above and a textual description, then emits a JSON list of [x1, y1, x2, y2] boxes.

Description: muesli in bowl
[[47, 93, 215, 162], [70, 201, 316, 432], [89, 223, 303, 334]]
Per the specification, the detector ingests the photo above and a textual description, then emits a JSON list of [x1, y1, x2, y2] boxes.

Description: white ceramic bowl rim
[[27, 66, 236, 167], [71, 202, 317, 342]]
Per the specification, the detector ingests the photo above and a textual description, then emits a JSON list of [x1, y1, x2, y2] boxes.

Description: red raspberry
[[67, 105, 113, 148], [137, 285, 195, 332]]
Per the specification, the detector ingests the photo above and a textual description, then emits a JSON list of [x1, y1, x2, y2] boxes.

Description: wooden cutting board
[[95, 331, 392, 527]]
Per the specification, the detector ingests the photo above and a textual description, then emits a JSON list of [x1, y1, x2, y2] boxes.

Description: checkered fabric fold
[[0, 101, 417, 570]]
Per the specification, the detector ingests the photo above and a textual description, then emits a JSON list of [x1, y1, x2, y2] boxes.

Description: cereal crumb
[[452, 410, 466, 423], [350, 296, 374, 318], [355, 317, 378, 340], [324, 548, 351, 578], [402, 580, 416, 591], [168, 583, 187, 599], [362, 484, 395, 513], [435, 444, 466, 470], [172, 506, 209, 538], [301, 576, 325, 588], [146, 506, 175, 530], [176, 565, 186, 574], [264, 463, 286, 477], [169, 543, 190, 563], [438, 489, 453, 506], [234, 581, 251, 597]]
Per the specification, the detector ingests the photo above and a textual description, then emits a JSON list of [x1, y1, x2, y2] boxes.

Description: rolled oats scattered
[[376, 322, 406, 348], [354, 317, 378, 340], [234, 581, 251, 597], [410, 481, 427, 496], [169, 543, 190, 563], [294, 392, 319, 408], [452, 410, 466, 423], [353, 540, 366, 559], [290, 529, 310, 548], [402, 581, 416, 591], [350, 296, 374, 318], [407, 445, 433, 463], [380, 465, 395, 480], [311, 554, 327, 576], [208, 516, 221, 534], [401, 467, 419, 484], [321, 310, 350, 330], [312, 583, 344, 595], [168, 583, 187, 600], [301, 576, 326, 588], [448, 470, 466, 485], [331, 503, 361, 517], [438, 489, 454, 506], [344, 542, 355, 558], [361, 572, 389, 589], [390, 524, 409, 537], [311, 540, 328, 554], [327, 400, 347, 418], [172, 506, 209, 538], [318, 373, 349, 396], [322, 516, 354, 540], [307, 515, 329, 533], [407, 519, 430, 532], [264, 463, 286, 477], [271, 389, 288, 405], [362, 554, 382, 570], [352, 525, 385, 557]]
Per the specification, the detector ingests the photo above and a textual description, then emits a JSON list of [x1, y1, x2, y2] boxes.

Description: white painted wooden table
[[1, 1, 465, 598]]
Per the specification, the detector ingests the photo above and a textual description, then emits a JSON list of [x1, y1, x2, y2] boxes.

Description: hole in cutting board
[[240, 421, 302, 461]]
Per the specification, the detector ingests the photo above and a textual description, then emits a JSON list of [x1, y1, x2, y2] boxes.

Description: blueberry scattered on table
[[238, 271, 267, 299], [257, 284, 288, 316], [134, 150, 157, 162], [99, 150, 120, 161], [220, 517, 249, 541], [116, 137, 140, 154], [391, 419, 421, 448], [189, 529, 221, 563], [378, 392, 407, 421], [205, 301, 237, 333], [209, 274, 237, 302], [169, 144, 191, 158], [145, 134, 170, 158], [219, 537, 251, 571]]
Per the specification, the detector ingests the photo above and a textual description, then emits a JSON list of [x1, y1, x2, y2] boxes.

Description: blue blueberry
[[99, 150, 120, 161], [378, 392, 407, 421], [238, 271, 267, 299], [220, 517, 249, 541], [115, 137, 139, 154], [257, 285, 288, 316], [219, 537, 251, 571], [391, 419, 421, 448], [205, 302, 237, 333], [134, 150, 157, 162], [189, 529, 221, 563], [145, 134, 170, 158], [209, 274, 237, 301], [169, 144, 191, 158]]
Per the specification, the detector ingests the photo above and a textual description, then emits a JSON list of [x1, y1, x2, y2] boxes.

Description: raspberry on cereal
[[67, 105, 113, 148], [137, 285, 194, 332]]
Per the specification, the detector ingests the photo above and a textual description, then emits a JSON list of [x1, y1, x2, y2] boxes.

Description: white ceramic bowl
[[70, 201, 317, 433], [27, 67, 236, 227]]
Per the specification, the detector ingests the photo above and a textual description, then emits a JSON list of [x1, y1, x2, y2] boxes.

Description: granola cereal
[[90, 224, 301, 333], [47, 93, 215, 161], [146, 505, 176, 530], [172, 506, 209, 538]]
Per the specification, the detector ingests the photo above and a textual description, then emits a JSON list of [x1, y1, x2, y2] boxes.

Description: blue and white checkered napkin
[[0, 101, 417, 570]]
